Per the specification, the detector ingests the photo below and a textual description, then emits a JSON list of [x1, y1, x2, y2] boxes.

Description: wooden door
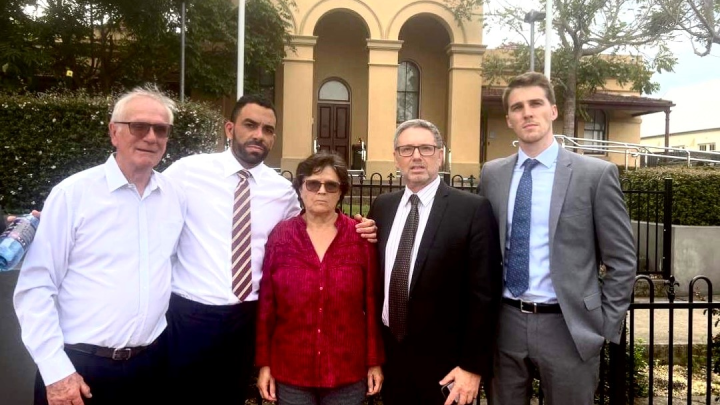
[[317, 103, 350, 163]]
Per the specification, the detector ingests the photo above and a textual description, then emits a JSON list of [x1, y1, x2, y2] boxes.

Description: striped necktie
[[232, 169, 252, 301]]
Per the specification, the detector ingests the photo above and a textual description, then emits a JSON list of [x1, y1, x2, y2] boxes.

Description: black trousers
[[381, 327, 450, 405], [166, 293, 257, 405], [34, 334, 166, 405]]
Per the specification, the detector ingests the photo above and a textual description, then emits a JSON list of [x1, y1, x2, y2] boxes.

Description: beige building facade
[[262, 0, 671, 176], [266, 0, 484, 177], [641, 129, 720, 151]]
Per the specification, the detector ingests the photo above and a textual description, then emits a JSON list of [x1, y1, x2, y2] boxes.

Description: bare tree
[[654, 0, 720, 56]]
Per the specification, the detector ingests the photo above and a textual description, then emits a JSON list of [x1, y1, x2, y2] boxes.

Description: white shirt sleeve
[[13, 186, 76, 385]]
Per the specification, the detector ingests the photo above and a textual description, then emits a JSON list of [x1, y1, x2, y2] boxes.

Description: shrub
[[0, 92, 223, 212], [621, 166, 720, 226]]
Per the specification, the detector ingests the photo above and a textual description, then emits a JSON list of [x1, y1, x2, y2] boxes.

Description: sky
[[481, 2, 720, 137]]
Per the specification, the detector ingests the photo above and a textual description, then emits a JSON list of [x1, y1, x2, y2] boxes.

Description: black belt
[[65, 341, 155, 361], [502, 297, 562, 314]]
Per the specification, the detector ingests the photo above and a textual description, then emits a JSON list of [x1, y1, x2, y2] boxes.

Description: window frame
[[582, 109, 608, 155]]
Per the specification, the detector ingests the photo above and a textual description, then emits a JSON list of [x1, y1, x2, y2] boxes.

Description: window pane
[[397, 93, 406, 123], [406, 65, 419, 91], [397, 63, 407, 92], [319, 80, 349, 101], [583, 110, 606, 154], [409, 92, 419, 119], [396, 61, 420, 124]]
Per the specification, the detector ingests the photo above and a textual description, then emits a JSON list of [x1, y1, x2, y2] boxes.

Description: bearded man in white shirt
[[163, 95, 376, 404], [14, 86, 185, 405]]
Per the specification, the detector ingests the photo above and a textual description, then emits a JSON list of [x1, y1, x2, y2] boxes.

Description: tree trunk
[[562, 58, 578, 137]]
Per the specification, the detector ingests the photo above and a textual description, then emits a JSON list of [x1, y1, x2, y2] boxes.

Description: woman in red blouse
[[256, 151, 384, 404]]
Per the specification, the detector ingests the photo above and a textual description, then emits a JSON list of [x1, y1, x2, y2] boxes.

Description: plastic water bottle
[[0, 214, 40, 271]]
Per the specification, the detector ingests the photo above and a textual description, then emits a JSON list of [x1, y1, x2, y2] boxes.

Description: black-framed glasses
[[304, 180, 340, 193], [395, 144, 440, 157], [114, 122, 173, 139]]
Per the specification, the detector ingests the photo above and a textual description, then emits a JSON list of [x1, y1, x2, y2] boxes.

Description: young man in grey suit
[[370, 119, 502, 405], [478, 72, 636, 405]]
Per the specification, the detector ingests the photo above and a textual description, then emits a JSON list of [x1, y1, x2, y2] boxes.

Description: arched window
[[319, 80, 350, 102], [397, 61, 420, 124], [583, 109, 607, 154]]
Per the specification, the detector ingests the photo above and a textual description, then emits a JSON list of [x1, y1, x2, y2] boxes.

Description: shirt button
[[319, 308, 323, 312], [319, 286, 323, 291], [317, 329, 321, 333], [317, 351, 321, 355]]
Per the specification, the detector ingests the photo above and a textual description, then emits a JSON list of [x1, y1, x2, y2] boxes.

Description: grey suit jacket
[[478, 146, 636, 361]]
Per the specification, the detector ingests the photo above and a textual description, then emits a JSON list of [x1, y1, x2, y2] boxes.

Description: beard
[[230, 132, 269, 167]]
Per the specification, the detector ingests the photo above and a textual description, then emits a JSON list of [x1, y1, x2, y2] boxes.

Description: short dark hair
[[229, 94, 276, 123], [502, 72, 556, 113], [293, 151, 350, 207]]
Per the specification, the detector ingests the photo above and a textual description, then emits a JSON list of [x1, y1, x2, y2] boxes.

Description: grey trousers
[[488, 303, 601, 405], [276, 380, 366, 405]]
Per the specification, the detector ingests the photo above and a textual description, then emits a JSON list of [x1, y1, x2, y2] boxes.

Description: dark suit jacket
[[368, 180, 502, 378]]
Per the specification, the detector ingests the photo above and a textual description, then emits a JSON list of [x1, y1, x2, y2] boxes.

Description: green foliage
[[621, 166, 720, 226], [482, 44, 671, 119], [628, 339, 651, 398], [0, 0, 294, 97], [0, 92, 222, 213], [447, 0, 676, 137]]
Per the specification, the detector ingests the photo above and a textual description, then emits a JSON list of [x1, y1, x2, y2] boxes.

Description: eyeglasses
[[304, 180, 341, 193], [114, 122, 173, 139], [395, 144, 440, 157]]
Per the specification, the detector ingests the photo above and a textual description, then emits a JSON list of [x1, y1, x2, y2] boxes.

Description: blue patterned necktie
[[506, 159, 539, 297], [389, 194, 420, 341]]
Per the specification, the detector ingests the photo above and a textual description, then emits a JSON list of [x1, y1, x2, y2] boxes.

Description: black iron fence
[[606, 275, 720, 405], [622, 178, 673, 279]]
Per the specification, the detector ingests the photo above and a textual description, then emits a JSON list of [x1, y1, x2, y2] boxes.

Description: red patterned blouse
[[255, 211, 384, 388]]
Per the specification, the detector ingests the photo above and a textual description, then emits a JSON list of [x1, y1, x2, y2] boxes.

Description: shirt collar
[[220, 149, 265, 184], [401, 175, 440, 208], [517, 138, 559, 169], [104, 154, 160, 193]]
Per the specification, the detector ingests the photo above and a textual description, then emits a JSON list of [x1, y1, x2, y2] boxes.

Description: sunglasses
[[304, 180, 341, 193], [114, 121, 173, 139]]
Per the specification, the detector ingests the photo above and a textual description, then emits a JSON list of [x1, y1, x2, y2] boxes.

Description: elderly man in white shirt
[[14, 86, 186, 405], [163, 95, 376, 404]]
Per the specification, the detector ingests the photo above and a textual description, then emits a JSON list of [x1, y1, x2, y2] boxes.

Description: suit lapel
[[409, 181, 449, 293], [495, 155, 517, 257], [549, 148, 573, 251]]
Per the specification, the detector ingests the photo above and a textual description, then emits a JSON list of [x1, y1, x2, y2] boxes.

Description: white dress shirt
[[505, 140, 559, 303], [164, 150, 300, 305], [14, 155, 186, 385], [382, 175, 440, 326]]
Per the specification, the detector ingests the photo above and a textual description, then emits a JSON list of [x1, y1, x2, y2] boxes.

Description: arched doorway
[[317, 79, 351, 163]]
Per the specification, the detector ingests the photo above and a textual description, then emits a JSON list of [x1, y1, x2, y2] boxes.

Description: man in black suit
[[369, 119, 502, 405]]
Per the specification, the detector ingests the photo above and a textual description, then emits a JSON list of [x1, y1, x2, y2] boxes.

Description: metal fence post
[[608, 325, 628, 404], [662, 178, 673, 279]]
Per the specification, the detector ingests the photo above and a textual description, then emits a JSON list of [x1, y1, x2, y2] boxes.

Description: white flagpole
[[237, 0, 245, 98], [544, 0, 552, 78]]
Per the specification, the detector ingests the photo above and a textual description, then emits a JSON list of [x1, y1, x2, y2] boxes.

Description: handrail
[[551, 135, 720, 168]]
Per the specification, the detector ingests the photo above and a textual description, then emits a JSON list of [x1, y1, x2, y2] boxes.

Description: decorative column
[[446, 43, 486, 178], [365, 39, 403, 177], [280, 35, 317, 172]]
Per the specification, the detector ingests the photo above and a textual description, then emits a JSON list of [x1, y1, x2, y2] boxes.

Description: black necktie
[[389, 194, 420, 341]]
